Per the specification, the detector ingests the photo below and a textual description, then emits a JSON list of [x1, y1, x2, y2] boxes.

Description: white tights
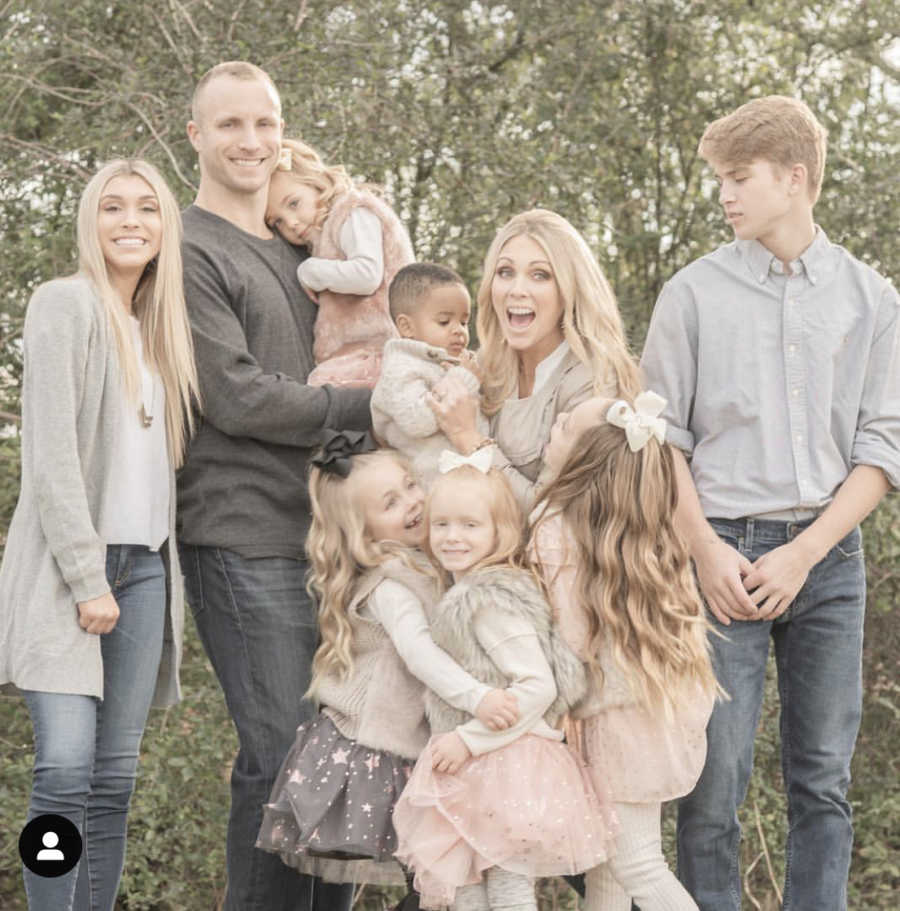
[[451, 866, 537, 911], [584, 802, 697, 911]]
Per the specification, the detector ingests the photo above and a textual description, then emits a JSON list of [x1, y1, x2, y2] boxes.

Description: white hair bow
[[606, 391, 668, 452], [437, 447, 494, 475]]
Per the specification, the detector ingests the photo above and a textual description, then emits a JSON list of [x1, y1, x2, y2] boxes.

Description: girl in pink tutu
[[256, 431, 519, 900], [528, 392, 722, 911], [394, 455, 615, 911], [265, 139, 413, 388]]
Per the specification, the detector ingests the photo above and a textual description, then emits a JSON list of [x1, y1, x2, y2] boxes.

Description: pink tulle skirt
[[307, 345, 384, 388], [394, 734, 616, 909]]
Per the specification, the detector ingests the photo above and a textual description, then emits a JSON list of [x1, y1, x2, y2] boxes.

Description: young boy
[[641, 96, 900, 911], [371, 262, 490, 487]]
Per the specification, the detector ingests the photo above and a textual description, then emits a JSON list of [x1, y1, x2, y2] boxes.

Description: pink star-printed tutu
[[393, 732, 617, 909]]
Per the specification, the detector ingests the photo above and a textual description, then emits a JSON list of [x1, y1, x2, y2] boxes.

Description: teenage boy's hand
[[693, 536, 757, 626], [431, 732, 472, 774], [742, 539, 817, 620], [475, 688, 519, 731]]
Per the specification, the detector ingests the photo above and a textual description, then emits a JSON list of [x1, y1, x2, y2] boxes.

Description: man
[[642, 95, 900, 910], [178, 61, 370, 911]]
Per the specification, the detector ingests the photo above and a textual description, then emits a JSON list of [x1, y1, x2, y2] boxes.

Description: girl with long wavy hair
[[256, 433, 517, 902], [0, 158, 199, 910], [529, 393, 721, 911]]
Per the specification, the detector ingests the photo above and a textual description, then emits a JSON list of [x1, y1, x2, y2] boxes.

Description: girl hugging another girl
[[529, 392, 722, 911], [394, 457, 616, 911], [256, 432, 518, 898], [266, 139, 413, 389]]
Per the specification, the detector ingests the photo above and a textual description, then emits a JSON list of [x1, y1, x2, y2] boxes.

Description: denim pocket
[[834, 528, 863, 559]]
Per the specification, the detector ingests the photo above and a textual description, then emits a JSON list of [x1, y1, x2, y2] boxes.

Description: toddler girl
[[529, 392, 721, 911], [266, 139, 413, 388], [394, 455, 614, 911], [256, 430, 518, 894]]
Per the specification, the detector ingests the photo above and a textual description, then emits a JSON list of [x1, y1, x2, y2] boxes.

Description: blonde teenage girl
[[394, 457, 614, 911], [256, 431, 518, 894], [529, 393, 721, 911], [265, 139, 413, 388], [0, 159, 199, 910]]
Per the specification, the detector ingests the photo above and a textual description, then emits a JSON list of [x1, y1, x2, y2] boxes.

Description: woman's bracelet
[[466, 436, 495, 455]]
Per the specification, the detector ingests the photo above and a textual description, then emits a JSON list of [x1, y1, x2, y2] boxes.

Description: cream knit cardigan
[[0, 276, 184, 706]]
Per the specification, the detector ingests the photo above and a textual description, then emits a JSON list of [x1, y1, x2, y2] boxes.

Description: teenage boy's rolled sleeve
[[850, 285, 900, 489], [640, 281, 697, 454]]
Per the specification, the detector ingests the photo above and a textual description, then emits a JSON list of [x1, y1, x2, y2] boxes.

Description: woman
[[429, 208, 642, 509], [0, 159, 199, 910]]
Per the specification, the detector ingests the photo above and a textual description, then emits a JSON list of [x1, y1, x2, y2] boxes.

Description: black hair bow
[[310, 429, 377, 478]]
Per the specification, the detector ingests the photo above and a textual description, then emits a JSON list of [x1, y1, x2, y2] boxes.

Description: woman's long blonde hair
[[476, 209, 642, 415], [531, 420, 719, 716], [279, 138, 382, 227], [77, 159, 199, 466], [306, 449, 432, 688]]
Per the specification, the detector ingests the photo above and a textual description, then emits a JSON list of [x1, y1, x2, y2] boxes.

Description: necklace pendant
[[139, 405, 153, 428]]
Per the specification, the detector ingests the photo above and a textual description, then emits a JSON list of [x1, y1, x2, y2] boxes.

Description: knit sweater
[[371, 338, 490, 487], [425, 566, 586, 737], [0, 276, 183, 706], [308, 189, 412, 364], [177, 205, 372, 558], [311, 556, 490, 760]]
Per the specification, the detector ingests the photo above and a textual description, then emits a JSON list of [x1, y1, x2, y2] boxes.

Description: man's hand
[[77, 592, 120, 635], [474, 688, 518, 731], [431, 732, 472, 774], [693, 535, 757, 626], [742, 538, 817, 621]]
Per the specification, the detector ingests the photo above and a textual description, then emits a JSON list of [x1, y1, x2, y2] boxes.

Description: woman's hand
[[431, 731, 472, 774], [426, 374, 482, 453], [475, 688, 519, 731], [77, 592, 120, 634]]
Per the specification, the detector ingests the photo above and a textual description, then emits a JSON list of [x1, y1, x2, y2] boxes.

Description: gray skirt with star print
[[256, 711, 414, 864]]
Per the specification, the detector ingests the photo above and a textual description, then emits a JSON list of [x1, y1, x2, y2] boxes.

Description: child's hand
[[431, 732, 472, 774], [301, 283, 319, 304], [475, 688, 519, 731], [455, 349, 482, 382]]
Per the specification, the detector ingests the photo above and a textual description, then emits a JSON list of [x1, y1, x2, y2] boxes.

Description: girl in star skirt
[[393, 457, 616, 911], [256, 431, 519, 892]]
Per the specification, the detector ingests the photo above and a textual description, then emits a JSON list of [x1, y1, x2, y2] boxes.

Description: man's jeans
[[23, 544, 166, 911], [677, 518, 865, 911], [179, 545, 354, 911]]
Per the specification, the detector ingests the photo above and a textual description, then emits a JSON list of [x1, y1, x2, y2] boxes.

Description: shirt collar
[[532, 340, 570, 395], [737, 225, 831, 286]]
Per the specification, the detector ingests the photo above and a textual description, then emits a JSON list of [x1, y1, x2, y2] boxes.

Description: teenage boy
[[641, 95, 900, 911], [178, 61, 370, 911]]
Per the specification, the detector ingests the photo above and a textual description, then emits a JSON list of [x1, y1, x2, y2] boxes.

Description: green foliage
[[1, 1, 898, 907]]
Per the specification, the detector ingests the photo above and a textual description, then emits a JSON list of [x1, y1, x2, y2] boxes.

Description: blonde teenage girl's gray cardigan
[[0, 276, 184, 706]]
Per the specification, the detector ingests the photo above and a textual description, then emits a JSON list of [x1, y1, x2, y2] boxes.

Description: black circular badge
[[18, 814, 82, 877]]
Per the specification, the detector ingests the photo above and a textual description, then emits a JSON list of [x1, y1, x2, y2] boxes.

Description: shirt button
[[792, 388, 800, 396], [796, 433, 803, 443], [789, 345, 797, 354]]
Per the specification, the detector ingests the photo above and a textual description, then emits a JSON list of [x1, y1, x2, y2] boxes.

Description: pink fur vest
[[311, 188, 413, 363]]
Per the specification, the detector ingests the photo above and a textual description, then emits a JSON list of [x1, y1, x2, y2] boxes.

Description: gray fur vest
[[425, 566, 587, 735]]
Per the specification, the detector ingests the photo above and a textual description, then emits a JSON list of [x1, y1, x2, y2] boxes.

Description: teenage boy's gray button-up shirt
[[640, 228, 900, 520]]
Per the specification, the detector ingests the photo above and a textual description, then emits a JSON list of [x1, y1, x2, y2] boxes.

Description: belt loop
[[745, 517, 755, 552]]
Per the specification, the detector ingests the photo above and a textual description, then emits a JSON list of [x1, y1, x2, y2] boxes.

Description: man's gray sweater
[[177, 205, 371, 559]]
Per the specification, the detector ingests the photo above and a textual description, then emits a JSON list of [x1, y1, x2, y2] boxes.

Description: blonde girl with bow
[[394, 458, 615, 911], [256, 431, 520, 905], [528, 393, 722, 911]]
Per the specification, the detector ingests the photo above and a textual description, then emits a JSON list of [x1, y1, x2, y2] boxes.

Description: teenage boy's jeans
[[22, 544, 166, 911], [677, 518, 865, 911], [179, 545, 354, 911]]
